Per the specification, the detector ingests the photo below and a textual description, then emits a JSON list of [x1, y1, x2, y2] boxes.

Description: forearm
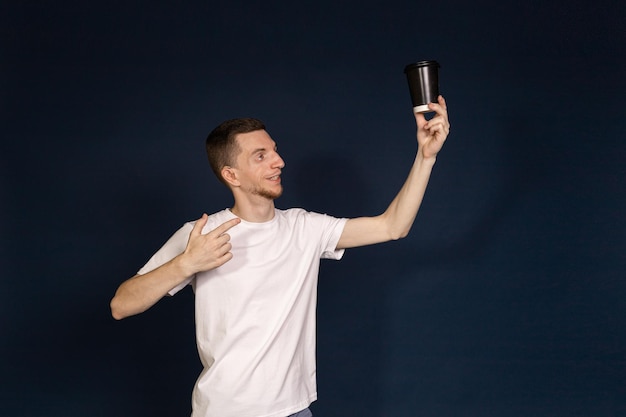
[[383, 95, 449, 238], [337, 97, 448, 249], [381, 152, 436, 239], [110, 254, 192, 320], [337, 151, 436, 249]]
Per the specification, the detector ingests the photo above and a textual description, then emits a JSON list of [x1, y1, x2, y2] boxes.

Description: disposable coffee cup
[[404, 60, 440, 113]]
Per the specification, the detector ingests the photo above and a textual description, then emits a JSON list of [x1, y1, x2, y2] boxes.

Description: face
[[228, 129, 285, 200]]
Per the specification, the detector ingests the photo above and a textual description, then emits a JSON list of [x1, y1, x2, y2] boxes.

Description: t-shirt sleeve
[[318, 214, 348, 260], [136, 222, 195, 296]]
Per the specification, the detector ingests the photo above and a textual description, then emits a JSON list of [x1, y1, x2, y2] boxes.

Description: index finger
[[428, 95, 448, 117], [209, 217, 241, 236], [438, 95, 447, 110]]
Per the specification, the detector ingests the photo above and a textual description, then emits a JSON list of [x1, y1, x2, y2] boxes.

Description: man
[[110, 96, 450, 417]]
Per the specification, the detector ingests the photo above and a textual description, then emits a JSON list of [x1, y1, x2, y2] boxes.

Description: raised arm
[[337, 95, 450, 249], [110, 215, 240, 320]]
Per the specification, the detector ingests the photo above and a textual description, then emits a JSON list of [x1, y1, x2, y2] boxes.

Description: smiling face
[[224, 129, 285, 201]]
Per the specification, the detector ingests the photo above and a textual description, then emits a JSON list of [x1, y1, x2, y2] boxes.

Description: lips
[[267, 172, 281, 181]]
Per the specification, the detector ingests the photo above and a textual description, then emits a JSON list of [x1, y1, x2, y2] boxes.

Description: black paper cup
[[404, 60, 440, 113]]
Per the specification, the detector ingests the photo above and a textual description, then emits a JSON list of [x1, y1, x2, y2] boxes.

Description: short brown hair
[[205, 118, 266, 186]]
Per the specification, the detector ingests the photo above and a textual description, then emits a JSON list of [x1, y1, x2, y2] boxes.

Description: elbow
[[389, 230, 409, 241], [111, 311, 125, 321], [110, 296, 128, 321], [381, 212, 413, 242], [388, 226, 411, 241]]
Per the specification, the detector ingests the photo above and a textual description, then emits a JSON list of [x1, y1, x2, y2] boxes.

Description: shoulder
[[277, 208, 346, 226], [184, 209, 234, 234], [277, 207, 307, 218]]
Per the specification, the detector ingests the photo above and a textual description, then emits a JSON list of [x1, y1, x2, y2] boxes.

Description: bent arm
[[110, 214, 240, 320], [337, 96, 450, 249], [337, 152, 436, 249], [110, 255, 193, 320]]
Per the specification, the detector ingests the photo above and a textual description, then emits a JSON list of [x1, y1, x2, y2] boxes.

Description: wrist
[[172, 252, 196, 278], [416, 151, 437, 167]]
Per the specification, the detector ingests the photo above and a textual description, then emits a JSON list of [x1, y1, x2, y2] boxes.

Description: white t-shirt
[[138, 208, 347, 417]]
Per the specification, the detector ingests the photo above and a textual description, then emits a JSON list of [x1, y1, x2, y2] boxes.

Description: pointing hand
[[181, 214, 241, 274]]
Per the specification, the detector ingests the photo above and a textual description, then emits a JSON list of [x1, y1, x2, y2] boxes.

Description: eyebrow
[[250, 144, 278, 155]]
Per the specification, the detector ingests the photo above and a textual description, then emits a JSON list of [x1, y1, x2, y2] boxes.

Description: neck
[[230, 197, 276, 223]]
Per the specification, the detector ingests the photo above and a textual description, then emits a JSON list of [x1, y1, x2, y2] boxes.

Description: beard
[[250, 184, 283, 200]]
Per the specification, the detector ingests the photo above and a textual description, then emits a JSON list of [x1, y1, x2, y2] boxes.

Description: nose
[[272, 151, 285, 169]]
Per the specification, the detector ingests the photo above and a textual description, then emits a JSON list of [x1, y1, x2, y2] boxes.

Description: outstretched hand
[[415, 95, 450, 160], [181, 214, 241, 274]]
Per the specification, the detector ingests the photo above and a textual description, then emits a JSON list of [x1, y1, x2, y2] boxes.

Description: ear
[[221, 166, 240, 187]]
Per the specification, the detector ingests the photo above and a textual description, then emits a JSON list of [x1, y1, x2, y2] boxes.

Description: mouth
[[267, 174, 281, 183]]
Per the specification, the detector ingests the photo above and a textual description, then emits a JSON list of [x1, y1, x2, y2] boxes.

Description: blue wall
[[2, 1, 625, 416]]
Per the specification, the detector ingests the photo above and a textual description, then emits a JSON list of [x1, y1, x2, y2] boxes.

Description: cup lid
[[404, 60, 440, 73]]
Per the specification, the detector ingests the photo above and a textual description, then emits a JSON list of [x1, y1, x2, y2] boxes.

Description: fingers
[[192, 215, 240, 236], [209, 217, 241, 237], [414, 111, 427, 130], [424, 116, 449, 133], [202, 217, 240, 260], [205, 219, 240, 268], [215, 235, 234, 255], [185, 216, 240, 272], [190, 213, 209, 236], [437, 95, 447, 110], [427, 95, 448, 118], [424, 95, 450, 133], [415, 95, 448, 125], [213, 251, 234, 268]]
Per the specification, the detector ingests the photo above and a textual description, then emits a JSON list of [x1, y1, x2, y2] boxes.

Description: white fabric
[[138, 208, 347, 417]]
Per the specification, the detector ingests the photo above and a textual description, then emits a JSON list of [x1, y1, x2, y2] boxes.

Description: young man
[[110, 96, 450, 417]]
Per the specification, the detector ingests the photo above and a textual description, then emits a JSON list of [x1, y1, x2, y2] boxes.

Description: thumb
[[414, 111, 427, 130], [190, 213, 208, 236]]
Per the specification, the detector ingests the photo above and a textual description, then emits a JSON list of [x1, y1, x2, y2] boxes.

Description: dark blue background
[[2, 1, 625, 416]]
